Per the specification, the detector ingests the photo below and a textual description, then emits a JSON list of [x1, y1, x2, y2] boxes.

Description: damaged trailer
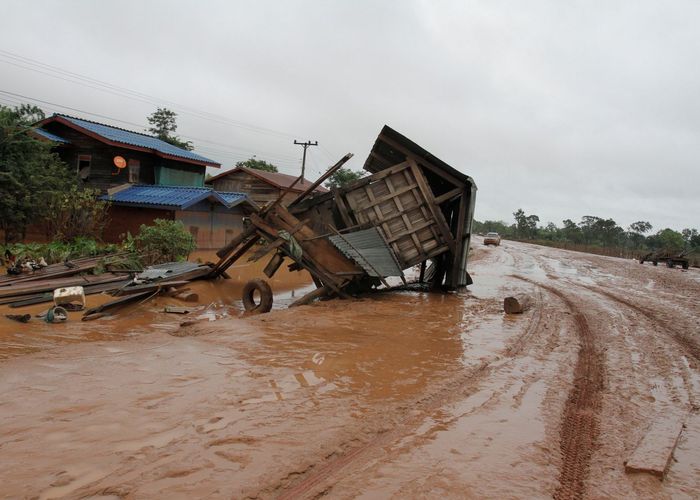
[[211, 126, 477, 308]]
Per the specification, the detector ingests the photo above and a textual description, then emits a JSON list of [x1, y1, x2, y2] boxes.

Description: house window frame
[[128, 159, 140, 183], [77, 154, 92, 180]]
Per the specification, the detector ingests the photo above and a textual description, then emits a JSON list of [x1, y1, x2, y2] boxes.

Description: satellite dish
[[113, 156, 127, 169]]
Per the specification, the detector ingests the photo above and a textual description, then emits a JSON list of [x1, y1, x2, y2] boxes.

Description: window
[[128, 159, 140, 183], [77, 155, 91, 181]]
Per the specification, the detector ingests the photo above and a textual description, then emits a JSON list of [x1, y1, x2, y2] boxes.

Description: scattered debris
[[241, 279, 274, 314], [625, 411, 687, 479], [504, 294, 533, 314], [164, 306, 194, 314], [4, 314, 31, 323], [44, 306, 68, 323], [53, 286, 86, 310]]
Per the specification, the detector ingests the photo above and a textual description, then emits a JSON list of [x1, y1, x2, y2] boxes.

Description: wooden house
[[207, 166, 327, 207], [33, 114, 221, 191]]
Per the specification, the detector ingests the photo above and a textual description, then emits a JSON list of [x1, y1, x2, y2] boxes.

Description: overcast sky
[[1, 1, 698, 231]]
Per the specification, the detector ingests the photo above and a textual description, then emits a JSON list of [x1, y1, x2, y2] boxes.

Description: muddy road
[[0, 241, 698, 499]]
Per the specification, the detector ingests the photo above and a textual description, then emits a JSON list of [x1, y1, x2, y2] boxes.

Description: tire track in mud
[[513, 276, 603, 500], [584, 285, 700, 364], [272, 292, 546, 500]]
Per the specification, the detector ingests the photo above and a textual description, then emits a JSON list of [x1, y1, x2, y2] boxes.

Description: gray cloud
[[1, 0, 697, 231]]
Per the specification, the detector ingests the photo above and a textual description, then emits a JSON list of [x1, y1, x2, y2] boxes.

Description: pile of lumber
[[0, 258, 212, 317]]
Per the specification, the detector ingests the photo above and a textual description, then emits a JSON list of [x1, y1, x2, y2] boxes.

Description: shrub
[[44, 186, 110, 241], [134, 219, 196, 265]]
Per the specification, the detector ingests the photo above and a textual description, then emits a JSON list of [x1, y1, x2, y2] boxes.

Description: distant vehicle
[[484, 232, 501, 246]]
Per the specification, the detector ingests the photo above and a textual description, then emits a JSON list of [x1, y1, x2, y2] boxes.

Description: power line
[[0, 89, 301, 168], [0, 49, 299, 140]]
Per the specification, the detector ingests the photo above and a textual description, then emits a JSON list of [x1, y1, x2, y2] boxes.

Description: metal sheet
[[329, 227, 402, 277]]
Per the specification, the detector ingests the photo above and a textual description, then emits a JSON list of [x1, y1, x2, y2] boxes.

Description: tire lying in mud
[[242, 279, 273, 314]]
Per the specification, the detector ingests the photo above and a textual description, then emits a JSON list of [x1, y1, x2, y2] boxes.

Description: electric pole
[[294, 140, 318, 180]]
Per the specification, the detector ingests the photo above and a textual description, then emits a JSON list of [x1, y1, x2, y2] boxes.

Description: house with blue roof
[[32, 114, 257, 249], [34, 113, 221, 191]]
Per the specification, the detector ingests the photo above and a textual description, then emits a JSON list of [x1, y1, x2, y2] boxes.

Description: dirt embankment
[[0, 240, 698, 498]]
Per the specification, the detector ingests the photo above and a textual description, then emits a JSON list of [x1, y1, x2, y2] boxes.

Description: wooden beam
[[435, 187, 463, 205], [377, 133, 465, 188], [332, 188, 355, 228], [263, 252, 285, 278], [625, 411, 687, 479], [449, 193, 467, 288], [216, 225, 256, 259], [288, 153, 353, 208], [407, 159, 456, 254]]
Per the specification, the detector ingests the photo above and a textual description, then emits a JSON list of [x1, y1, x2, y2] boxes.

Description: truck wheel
[[242, 279, 273, 314], [667, 260, 675, 268]]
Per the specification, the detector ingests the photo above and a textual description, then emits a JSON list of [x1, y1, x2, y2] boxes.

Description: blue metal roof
[[53, 114, 219, 166], [101, 185, 253, 210], [32, 128, 70, 143]]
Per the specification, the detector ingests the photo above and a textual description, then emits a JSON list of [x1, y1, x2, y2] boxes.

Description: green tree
[[324, 167, 365, 189], [629, 221, 652, 234], [0, 105, 75, 243], [146, 108, 193, 151], [647, 228, 685, 253], [236, 157, 278, 173]]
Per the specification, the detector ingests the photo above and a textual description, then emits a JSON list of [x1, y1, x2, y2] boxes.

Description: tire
[[242, 279, 273, 314], [653, 261, 658, 266], [667, 260, 675, 268], [682, 262, 689, 270]]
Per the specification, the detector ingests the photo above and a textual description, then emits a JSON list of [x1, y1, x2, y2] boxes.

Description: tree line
[[474, 209, 699, 257]]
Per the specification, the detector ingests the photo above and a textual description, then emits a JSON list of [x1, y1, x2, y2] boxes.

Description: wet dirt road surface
[[0, 242, 698, 499]]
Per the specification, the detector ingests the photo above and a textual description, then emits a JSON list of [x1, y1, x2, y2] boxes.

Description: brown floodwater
[[0, 242, 699, 498], [0, 253, 314, 360]]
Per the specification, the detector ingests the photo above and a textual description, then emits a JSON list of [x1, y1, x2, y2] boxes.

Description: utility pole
[[294, 140, 318, 180]]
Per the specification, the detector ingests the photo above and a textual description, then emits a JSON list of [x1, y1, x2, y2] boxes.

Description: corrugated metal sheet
[[329, 227, 402, 277], [56, 114, 218, 166], [100, 185, 252, 210], [32, 128, 70, 143]]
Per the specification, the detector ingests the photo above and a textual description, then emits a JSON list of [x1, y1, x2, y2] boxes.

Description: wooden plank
[[211, 235, 259, 276], [407, 159, 456, 254], [263, 253, 285, 278], [435, 187, 463, 205], [384, 174, 425, 259], [449, 193, 467, 288], [359, 182, 418, 210], [288, 153, 353, 208], [403, 167, 442, 244], [289, 286, 330, 307], [625, 412, 687, 479], [333, 188, 355, 228], [377, 133, 465, 188], [335, 161, 410, 194], [385, 219, 436, 244], [216, 225, 256, 259]]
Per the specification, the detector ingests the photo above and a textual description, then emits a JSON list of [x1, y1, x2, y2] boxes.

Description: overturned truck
[[210, 126, 477, 308]]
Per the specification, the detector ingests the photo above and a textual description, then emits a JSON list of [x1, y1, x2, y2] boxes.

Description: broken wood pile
[[1, 258, 212, 319], [211, 126, 478, 308]]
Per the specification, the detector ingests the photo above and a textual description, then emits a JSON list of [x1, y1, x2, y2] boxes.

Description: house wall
[[42, 122, 206, 192], [104, 204, 245, 249], [175, 204, 246, 249], [210, 171, 297, 206], [103, 206, 174, 243]]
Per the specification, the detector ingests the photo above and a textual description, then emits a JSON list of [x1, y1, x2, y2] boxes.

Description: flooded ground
[[0, 241, 698, 498]]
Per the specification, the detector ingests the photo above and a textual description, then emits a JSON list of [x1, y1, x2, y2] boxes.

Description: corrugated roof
[[208, 166, 328, 193], [329, 227, 403, 278], [38, 114, 220, 167], [32, 128, 70, 143], [100, 184, 254, 210]]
